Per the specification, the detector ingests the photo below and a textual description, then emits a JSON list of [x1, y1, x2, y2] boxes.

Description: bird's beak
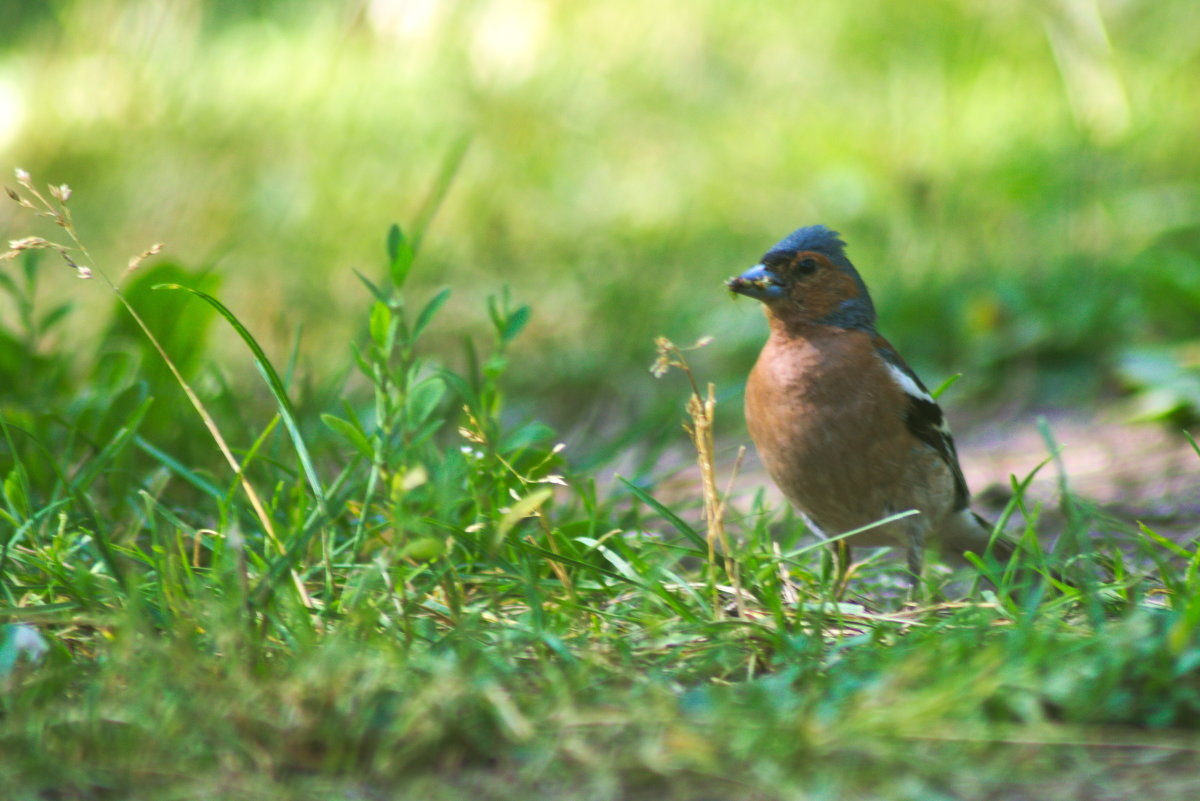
[[726, 264, 784, 301]]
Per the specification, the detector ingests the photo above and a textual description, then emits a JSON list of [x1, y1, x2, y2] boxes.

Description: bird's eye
[[796, 256, 818, 274]]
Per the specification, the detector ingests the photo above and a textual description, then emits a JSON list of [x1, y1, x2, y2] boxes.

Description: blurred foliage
[[1118, 343, 1200, 425], [1, 0, 1199, 423]]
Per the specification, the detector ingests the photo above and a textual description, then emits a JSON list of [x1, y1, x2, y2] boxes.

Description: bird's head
[[726, 225, 876, 331]]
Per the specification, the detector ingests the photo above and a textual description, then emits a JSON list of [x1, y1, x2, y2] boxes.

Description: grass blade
[[617, 476, 707, 551], [154, 284, 328, 514]]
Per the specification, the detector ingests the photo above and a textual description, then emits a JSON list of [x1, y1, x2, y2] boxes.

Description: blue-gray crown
[[764, 225, 849, 264]]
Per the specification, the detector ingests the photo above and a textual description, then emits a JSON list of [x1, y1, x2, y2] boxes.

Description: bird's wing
[[872, 336, 971, 511]]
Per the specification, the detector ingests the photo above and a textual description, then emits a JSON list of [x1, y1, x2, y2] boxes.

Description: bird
[[727, 224, 1015, 584]]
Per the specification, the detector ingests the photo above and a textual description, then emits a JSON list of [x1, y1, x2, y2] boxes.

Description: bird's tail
[[946, 509, 1110, 593], [943, 509, 1063, 589], [942, 509, 1014, 562]]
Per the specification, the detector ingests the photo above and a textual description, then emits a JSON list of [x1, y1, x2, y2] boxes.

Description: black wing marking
[[874, 339, 971, 511], [903, 393, 970, 510]]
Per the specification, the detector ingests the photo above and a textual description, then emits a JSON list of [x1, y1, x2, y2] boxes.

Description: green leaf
[[387, 225, 416, 288], [1139, 522, 1194, 559], [3, 470, 29, 521], [577, 536, 640, 583], [38, 302, 74, 334], [438, 369, 475, 407], [413, 287, 451, 341], [1186, 430, 1200, 460], [408, 418, 444, 448], [930, 372, 962, 400], [135, 436, 223, 499], [321, 413, 374, 460], [101, 262, 220, 394], [502, 305, 531, 342], [517, 540, 632, 584], [370, 301, 392, 348], [154, 283, 328, 513], [617, 476, 707, 552], [783, 510, 920, 559], [483, 353, 508, 379], [406, 377, 446, 426], [386, 223, 402, 263], [70, 395, 153, 493], [487, 294, 502, 332], [355, 269, 388, 303]]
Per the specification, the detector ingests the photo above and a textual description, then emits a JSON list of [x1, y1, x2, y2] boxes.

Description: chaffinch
[[728, 225, 1013, 580]]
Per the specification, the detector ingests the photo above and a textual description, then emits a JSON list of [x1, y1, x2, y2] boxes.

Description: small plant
[[651, 335, 747, 617]]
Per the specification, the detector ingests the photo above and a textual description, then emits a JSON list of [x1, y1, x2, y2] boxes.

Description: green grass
[[3, 3, 1200, 797], [2, 176, 1200, 798]]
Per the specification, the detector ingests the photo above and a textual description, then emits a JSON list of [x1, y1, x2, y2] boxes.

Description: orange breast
[[744, 327, 948, 543]]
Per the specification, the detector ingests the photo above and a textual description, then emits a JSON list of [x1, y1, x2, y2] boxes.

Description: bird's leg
[[905, 525, 926, 603]]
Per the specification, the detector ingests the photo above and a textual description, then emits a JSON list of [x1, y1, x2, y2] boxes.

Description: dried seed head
[[458, 426, 486, 444], [64, 249, 92, 278], [126, 242, 165, 273], [14, 167, 30, 185], [50, 183, 72, 203], [8, 236, 51, 250], [5, 186, 34, 209]]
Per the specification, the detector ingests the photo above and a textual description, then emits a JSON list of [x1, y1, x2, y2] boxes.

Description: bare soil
[[957, 409, 1199, 542]]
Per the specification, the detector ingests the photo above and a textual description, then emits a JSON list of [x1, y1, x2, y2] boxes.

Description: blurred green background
[[2, 0, 1199, 431]]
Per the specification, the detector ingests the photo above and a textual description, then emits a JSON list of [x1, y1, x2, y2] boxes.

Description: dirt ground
[[956, 409, 1199, 542]]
